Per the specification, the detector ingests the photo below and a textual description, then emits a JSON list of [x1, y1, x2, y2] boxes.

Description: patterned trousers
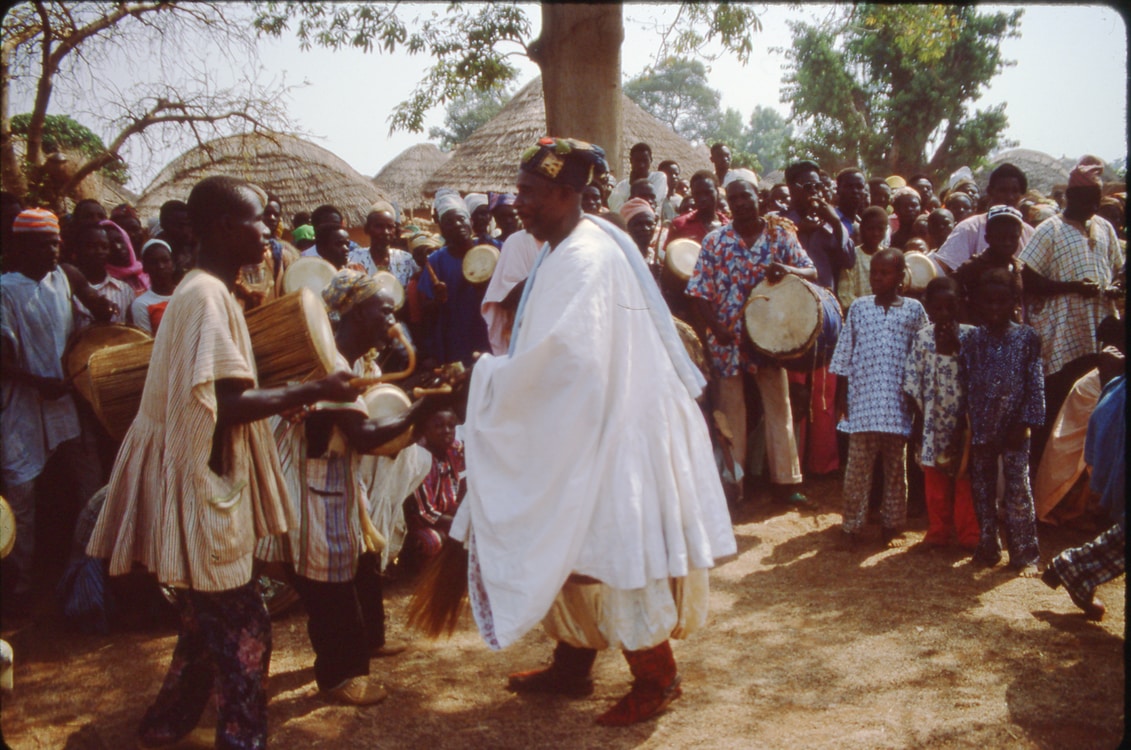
[[842, 432, 907, 534], [1050, 523, 1125, 603], [138, 581, 271, 750], [969, 442, 1040, 567]]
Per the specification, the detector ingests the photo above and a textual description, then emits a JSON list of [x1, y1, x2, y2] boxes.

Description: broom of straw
[[406, 537, 470, 639]]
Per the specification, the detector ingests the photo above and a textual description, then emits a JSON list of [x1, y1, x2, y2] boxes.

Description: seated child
[[830, 248, 929, 547], [959, 267, 1045, 574], [903, 277, 978, 549], [401, 407, 465, 573]]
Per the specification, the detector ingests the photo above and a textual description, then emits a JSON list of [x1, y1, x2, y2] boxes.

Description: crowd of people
[[0, 134, 1125, 746]]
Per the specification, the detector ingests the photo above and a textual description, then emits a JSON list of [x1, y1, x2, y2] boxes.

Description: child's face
[[984, 219, 1021, 262], [926, 288, 958, 326], [106, 228, 131, 266], [860, 215, 888, 249], [423, 411, 457, 452], [142, 246, 175, 286], [978, 282, 1014, 328], [75, 226, 110, 272], [869, 254, 904, 297]]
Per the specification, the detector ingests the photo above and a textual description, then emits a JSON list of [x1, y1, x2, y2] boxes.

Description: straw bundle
[[88, 339, 155, 440], [406, 538, 470, 639]]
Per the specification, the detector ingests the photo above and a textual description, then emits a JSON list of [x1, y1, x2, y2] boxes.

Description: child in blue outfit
[[959, 267, 1045, 574], [830, 248, 929, 547]]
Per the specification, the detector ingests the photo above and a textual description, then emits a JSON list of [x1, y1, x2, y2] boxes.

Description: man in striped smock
[[87, 176, 362, 750]]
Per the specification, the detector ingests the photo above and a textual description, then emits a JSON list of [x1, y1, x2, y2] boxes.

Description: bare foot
[[1014, 564, 1041, 579], [881, 528, 908, 548]]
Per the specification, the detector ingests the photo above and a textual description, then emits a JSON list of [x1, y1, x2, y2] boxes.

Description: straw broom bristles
[[406, 538, 470, 639]]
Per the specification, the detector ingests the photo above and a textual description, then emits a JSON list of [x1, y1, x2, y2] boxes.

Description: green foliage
[[428, 85, 514, 150], [658, 2, 762, 65], [624, 58, 720, 144], [781, 4, 1022, 182], [9, 113, 129, 184]]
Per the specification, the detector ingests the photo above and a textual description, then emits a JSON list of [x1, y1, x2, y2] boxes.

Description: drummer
[[257, 269, 433, 706], [686, 178, 817, 505], [86, 176, 363, 749], [1, 208, 113, 618], [348, 201, 420, 290], [417, 189, 491, 367]]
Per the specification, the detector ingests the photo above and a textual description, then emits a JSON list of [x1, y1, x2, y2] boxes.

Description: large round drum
[[282, 256, 336, 296], [743, 274, 843, 372], [62, 323, 152, 405], [462, 243, 499, 284], [88, 338, 155, 440], [362, 384, 414, 457], [0, 495, 15, 559], [372, 270, 405, 310], [244, 288, 338, 389], [903, 251, 938, 294], [664, 238, 701, 282]]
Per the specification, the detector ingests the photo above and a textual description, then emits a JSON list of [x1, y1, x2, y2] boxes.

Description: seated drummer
[[686, 178, 817, 506], [258, 269, 438, 706]]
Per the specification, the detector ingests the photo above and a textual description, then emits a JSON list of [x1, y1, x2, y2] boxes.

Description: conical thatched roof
[[974, 148, 1071, 196], [423, 77, 713, 196], [137, 132, 387, 227], [373, 143, 451, 213]]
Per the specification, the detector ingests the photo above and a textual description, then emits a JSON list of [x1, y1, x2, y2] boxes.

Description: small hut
[[136, 131, 387, 229], [974, 148, 1071, 197], [423, 77, 713, 196], [373, 143, 451, 219]]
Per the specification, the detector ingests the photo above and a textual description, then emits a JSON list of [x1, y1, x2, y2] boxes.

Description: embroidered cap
[[520, 137, 609, 192], [985, 204, 1024, 226]]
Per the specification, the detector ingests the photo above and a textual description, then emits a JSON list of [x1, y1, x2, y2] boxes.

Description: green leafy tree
[[703, 107, 761, 173], [10, 113, 128, 184], [742, 106, 792, 174], [624, 57, 720, 145], [428, 85, 514, 151], [781, 4, 1022, 182]]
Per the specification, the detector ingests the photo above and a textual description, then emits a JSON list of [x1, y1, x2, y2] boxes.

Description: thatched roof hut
[[373, 143, 450, 214], [974, 148, 1071, 197], [423, 77, 713, 196], [137, 132, 387, 227]]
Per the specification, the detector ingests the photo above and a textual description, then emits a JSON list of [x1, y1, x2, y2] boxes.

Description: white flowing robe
[[452, 217, 735, 650]]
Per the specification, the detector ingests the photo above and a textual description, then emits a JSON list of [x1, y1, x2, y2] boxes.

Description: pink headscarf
[[619, 197, 655, 224], [1068, 155, 1104, 190], [100, 218, 149, 293]]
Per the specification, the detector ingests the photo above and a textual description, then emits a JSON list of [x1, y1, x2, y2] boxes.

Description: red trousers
[[923, 465, 979, 547], [788, 366, 840, 475]]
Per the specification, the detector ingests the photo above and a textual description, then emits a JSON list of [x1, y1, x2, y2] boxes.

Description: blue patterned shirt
[[830, 296, 928, 436], [958, 323, 1046, 446], [686, 217, 813, 377], [903, 324, 974, 466]]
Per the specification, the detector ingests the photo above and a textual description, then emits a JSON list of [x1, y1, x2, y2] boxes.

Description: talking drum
[[903, 251, 938, 294], [362, 384, 415, 457], [62, 323, 152, 405], [244, 288, 338, 389], [742, 274, 843, 372], [372, 270, 406, 310], [462, 243, 500, 284], [663, 238, 701, 288], [87, 338, 155, 440], [281, 256, 337, 296]]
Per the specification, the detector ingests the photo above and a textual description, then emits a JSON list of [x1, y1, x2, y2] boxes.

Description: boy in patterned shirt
[[831, 248, 928, 548]]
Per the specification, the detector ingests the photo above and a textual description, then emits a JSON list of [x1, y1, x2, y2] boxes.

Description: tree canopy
[[781, 4, 1022, 181]]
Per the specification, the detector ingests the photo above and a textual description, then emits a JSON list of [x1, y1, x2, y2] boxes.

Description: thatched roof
[[373, 143, 450, 213], [423, 77, 713, 196], [974, 148, 1071, 196], [137, 132, 387, 227]]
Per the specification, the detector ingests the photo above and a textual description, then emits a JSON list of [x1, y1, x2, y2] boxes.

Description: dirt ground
[[1, 474, 1124, 750]]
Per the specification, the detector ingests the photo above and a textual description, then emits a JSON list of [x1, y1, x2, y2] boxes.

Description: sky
[[11, 2, 1127, 193]]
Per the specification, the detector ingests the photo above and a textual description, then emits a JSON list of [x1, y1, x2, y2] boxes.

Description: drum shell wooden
[[743, 275, 843, 372], [62, 323, 152, 405], [362, 384, 415, 457], [87, 339, 155, 440], [243, 289, 338, 389]]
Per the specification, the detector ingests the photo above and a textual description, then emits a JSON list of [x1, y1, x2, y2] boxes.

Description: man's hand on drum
[[766, 262, 790, 283], [87, 293, 119, 322], [314, 370, 364, 403]]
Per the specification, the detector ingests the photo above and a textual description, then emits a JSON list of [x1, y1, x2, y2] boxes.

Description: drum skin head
[[362, 384, 414, 456], [903, 252, 938, 293], [296, 287, 338, 375], [463, 244, 499, 284], [63, 324, 152, 404], [282, 256, 336, 296], [372, 270, 405, 310], [0, 496, 15, 559], [743, 274, 821, 357], [665, 238, 701, 281]]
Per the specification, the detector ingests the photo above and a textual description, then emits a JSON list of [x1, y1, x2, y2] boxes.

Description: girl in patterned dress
[[831, 249, 929, 547]]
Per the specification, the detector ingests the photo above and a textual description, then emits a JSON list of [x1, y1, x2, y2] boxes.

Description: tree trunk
[[530, 3, 624, 178], [0, 43, 28, 196]]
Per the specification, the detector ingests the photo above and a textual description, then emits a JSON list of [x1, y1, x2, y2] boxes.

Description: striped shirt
[[1018, 214, 1123, 376], [87, 270, 293, 592], [73, 275, 135, 330]]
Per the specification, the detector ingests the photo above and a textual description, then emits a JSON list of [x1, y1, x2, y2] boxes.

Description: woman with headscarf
[[100, 218, 149, 294]]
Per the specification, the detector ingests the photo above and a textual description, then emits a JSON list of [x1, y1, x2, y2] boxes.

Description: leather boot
[[507, 641, 597, 698], [595, 640, 681, 726]]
